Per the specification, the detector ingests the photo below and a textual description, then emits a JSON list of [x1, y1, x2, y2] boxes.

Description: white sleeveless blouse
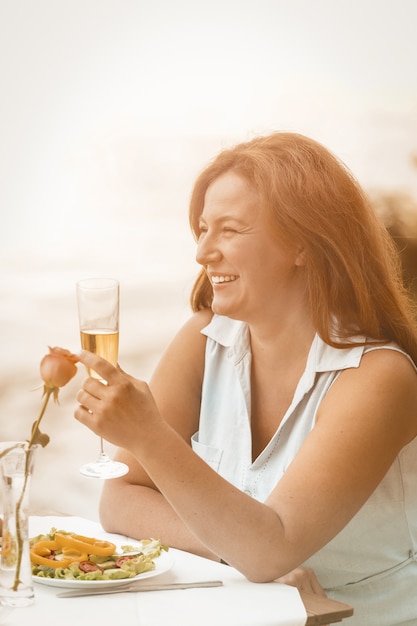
[[191, 315, 417, 626]]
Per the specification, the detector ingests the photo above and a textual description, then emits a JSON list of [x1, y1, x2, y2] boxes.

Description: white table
[[0, 516, 352, 626]]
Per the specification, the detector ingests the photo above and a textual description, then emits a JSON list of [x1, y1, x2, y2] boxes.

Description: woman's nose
[[196, 232, 222, 266]]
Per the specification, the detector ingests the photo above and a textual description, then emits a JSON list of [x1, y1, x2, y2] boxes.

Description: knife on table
[[57, 580, 223, 598]]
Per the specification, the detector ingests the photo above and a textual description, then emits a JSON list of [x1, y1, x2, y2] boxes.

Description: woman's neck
[[248, 310, 316, 370]]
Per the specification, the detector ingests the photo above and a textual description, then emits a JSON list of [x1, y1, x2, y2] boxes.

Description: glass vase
[[0, 441, 37, 607]]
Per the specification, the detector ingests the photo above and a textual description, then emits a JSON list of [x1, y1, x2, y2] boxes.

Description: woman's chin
[[211, 302, 242, 320], [211, 301, 229, 317]]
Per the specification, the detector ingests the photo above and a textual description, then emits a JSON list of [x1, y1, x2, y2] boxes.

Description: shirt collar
[[201, 314, 366, 373]]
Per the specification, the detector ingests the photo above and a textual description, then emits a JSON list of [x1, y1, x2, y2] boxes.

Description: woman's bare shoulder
[[162, 308, 214, 352], [361, 345, 417, 386], [321, 344, 417, 443], [150, 308, 213, 390], [181, 307, 215, 332]]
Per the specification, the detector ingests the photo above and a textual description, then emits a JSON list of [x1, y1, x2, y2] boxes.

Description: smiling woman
[[1, 7, 417, 617], [189, 133, 417, 358], [68, 131, 417, 626]]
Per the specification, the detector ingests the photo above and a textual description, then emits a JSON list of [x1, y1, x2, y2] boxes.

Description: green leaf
[[30, 422, 50, 448]]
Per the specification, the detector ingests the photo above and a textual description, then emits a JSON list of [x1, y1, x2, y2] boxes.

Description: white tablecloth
[[1, 516, 307, 626]]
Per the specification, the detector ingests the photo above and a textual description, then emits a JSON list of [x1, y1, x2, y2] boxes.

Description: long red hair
[[189, 132, 417, 364]]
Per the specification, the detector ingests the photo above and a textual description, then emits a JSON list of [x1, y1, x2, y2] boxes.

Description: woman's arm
[[76, 345, 417, 582], [99, 308, 218, 559]]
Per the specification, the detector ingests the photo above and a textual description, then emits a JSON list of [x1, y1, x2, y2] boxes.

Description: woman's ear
[[295, 247, 306, 267]]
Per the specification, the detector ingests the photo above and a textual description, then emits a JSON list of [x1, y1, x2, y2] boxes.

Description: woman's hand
[[276, 568, 328, 626], [275, 566, 327, 597], [74, 350, 162, 452]]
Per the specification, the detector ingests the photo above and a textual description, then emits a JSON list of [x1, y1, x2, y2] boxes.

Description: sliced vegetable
[[115, 554, 137, 568], [54, 533, 116, 556], [30, 540, 88, 569], [78, 561, 104, 573]]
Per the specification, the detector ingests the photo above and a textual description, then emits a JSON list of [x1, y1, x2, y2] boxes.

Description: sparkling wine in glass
[[76, 277, 129, 479]]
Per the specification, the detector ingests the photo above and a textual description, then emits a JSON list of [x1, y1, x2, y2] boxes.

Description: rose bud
[[40, 347, 79, 390]]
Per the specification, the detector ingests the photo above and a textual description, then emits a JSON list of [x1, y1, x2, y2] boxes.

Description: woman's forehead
[[203, 172, 259, 212]]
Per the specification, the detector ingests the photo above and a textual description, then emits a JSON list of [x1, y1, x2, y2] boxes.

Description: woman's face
[[196, 171, 306, 324]]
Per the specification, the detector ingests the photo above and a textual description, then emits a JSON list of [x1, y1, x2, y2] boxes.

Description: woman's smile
[[211, 274, 238, 285]]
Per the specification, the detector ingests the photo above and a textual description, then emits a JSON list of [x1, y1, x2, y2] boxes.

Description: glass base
[[0, 592, 34, 608], [80, 458, 129, 479]]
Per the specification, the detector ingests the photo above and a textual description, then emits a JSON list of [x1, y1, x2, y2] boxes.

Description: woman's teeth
[[212, 275, 237, 284]]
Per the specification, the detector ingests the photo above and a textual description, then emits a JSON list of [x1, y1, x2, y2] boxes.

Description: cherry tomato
[[115, 555, 138, 568], [78, 561, 103, 573]]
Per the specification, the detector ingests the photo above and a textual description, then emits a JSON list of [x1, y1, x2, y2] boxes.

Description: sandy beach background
[[1, 0, 417, 524]]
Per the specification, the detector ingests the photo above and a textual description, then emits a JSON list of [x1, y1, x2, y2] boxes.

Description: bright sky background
[[1, 0, 416, 257]]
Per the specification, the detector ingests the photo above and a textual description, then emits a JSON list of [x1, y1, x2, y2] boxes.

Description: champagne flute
[[76, 277, 129, 479]]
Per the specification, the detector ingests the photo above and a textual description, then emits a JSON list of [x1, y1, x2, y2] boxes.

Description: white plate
[[33, 548, 173, 589]]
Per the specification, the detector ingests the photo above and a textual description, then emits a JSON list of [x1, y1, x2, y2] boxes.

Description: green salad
[[30, 527, 168, 581]]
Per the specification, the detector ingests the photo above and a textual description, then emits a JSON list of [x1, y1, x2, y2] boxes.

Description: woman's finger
[[77, 349, 118, 383]]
